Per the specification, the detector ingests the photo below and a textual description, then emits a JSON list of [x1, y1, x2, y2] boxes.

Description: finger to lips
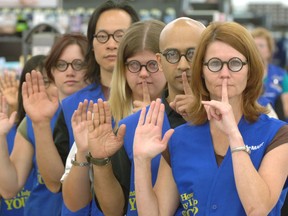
[[221, 78, 228, 103], [182, 72, 193, 95], [142, 81, 150, 103]]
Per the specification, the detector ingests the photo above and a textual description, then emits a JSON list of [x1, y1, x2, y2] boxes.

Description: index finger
[[221, 78, 228, 103], [182, 72, 192, 95], [142, 81, 151, 103]]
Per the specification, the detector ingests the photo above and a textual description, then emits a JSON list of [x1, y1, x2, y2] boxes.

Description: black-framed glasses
[[55, 59, 86, 72], [126, 60, 159, 73], [93, 30, 125, 44], [203, 57, 247, 72], [159, 48, 195, 64]]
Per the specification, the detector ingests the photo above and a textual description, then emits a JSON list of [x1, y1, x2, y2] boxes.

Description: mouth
[[175, 75, 191, 81], [138, 81, 152, 85], [105, 54, 117, 60], [65, 80, 77, 85]]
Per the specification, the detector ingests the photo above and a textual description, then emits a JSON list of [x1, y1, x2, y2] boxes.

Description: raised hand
[[132, 81, 151, 113], [22, 70, 59, 123], [87, 98, 126, 158], [169, 72, 194, 118], [71, 99, 93, 153], [0, 95, 17, 136], [201, 78, 238, 135], [0, 72, 19, 112], [133, 98, 174, 160]]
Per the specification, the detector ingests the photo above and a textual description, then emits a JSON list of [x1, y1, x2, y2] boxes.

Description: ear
[[156, 53, 163, 71]]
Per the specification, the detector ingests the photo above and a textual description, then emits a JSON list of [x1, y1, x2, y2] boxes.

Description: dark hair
[[16, 55, 46, 127], [85, 0, 139, 85], [45, 33, 88, 83]]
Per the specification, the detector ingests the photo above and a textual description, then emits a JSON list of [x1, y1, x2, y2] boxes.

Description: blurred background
[[0, 0, 288, 73]]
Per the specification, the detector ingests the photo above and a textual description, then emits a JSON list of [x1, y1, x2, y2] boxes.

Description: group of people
[[0, 0, 287, 216]]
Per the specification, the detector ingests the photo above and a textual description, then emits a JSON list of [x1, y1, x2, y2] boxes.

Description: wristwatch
[[86, 152, 111, 166], [231, 145, 251, 155], [71, 155, 90, 167]]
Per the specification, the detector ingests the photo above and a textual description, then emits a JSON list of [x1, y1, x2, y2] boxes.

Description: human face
[[125, 50, 166, 101], [202, 41, 248, 102], [158, 23, 202, 98], [52, 44, 87, 100], [93, 9, 132, 74], [253, 37, 271, 64]]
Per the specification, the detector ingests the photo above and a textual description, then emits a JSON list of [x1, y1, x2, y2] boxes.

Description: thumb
[[9, 111, 17, 125], [117, 124, 126, 142], [169, 101, 176, 111]]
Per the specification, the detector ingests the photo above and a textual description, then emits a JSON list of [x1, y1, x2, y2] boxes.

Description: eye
[[129, 61, 140, 69], [186, 49, 195, 61], [166, 50, 178, 58], [147, 60, 158, 72], [230, 59, 242, 67], [209, 59, 221, 67], [56, 61, 66, 68], [114, 30, 124, 40]]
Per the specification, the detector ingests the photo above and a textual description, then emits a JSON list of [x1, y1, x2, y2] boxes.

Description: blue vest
[[61, 83, 105, 149], [24, 107, 63, 216], [169, 114, 288, 216], [0, 125, 34, 216], [120, 108, 171, 215], [60, 83, 105, 216], [263, 64, 288, 107]]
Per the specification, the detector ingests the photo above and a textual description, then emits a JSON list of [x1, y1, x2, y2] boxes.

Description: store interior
[[0, 0, 288, 73]]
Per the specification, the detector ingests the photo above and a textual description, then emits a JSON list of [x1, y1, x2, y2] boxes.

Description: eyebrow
[[95, 29, 125, 34], [163, 47, 196, 52]]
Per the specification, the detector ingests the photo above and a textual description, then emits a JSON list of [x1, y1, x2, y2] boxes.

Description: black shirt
[[54, 110, 70, 165], [113, 88, 186, 213]]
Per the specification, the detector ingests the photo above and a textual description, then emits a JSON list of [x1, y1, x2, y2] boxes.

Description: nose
[[106, 36, 118, 50], [177, 55, 190, 71], [139, 66, 150, 78], [65, 64, 76, 75], [219, 63, 231, 78]]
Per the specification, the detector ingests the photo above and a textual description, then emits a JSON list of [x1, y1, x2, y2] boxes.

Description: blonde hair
[[251, 27, 275, 61], [188, 21, 267, 125], [109, 20, 165, 129]]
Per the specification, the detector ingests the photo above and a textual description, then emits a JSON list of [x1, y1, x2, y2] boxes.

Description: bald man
[[91, 18, 206, 216]]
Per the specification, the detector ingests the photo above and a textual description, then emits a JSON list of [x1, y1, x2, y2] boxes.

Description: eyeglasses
[[93, 30, 125, 44], [203, 57, 247, 72], [126, 60, 159, 73], [55, 59, 86, 72], [159, 48, 195, 64]]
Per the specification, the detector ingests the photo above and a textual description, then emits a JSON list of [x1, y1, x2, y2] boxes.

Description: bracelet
[[71, 155, 90, 167], [86, 152, 111, 166], [231, 146, 251, 155]]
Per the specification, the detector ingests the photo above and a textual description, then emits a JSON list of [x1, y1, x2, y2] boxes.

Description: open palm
[[87, 99, 126, 158], [22, 70, 59, 123]]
